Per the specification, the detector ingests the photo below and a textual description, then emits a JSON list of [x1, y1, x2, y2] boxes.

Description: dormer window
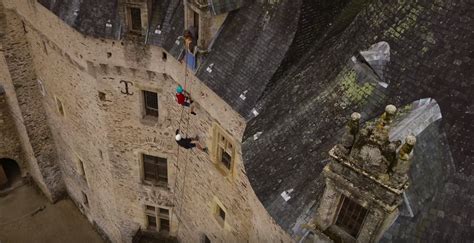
[[129, 7, 142, 32], [184, 2, 208, 51], [123, 1, 150, 35], [335, 195, 367, 237], [184, 0, 250, 48]]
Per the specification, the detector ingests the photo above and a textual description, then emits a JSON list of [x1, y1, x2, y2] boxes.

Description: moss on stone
[[338, 68, 375, 104], [384, 3, 421, 39]]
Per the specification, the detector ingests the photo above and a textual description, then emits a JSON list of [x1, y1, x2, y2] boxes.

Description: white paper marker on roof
[[206, 63, 214, 73], [240, 90, 248, 100], [281, 189, 294, 202], [378, 82, 388, 88], [253, 132, 262, 141], [251, 108, 259, 117]]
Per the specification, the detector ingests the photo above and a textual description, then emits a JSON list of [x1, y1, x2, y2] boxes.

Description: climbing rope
[[174, 48, 194, 238]]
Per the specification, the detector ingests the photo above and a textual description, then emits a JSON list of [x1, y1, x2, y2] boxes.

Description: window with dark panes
[[143, 90, 159, 117], [203, 234, 211, 243], [214, 204, 225, 227], [145, 205, 170, 233], [147, 215, 157, 229], [143, 154, 167, 186], [130, 7, 142, 31], [218, 207, 225, 221], [216, 132, 234, 171], [158, 207, 170, 233], [335, 195, 367, 237], [160, 218, 170, 232]]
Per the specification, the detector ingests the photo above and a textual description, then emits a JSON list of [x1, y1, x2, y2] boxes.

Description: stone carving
[[336, 105, 416, 187], [390, 135, 416, 185]]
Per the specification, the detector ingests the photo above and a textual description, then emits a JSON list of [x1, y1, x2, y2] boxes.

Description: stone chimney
[[312, 105, 416, 242]]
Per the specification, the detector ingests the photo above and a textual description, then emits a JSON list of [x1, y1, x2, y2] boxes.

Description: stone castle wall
[[0, 90, 23, 168], [0, 0, 293, 242], [0, 2, 64, 200]]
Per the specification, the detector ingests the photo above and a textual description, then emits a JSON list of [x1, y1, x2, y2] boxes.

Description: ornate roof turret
[[312, 105, 418, 242], [333, 105, 416, 189]]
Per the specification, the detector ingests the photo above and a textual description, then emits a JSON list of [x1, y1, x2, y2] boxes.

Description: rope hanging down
[[174, 49, 193, 237]]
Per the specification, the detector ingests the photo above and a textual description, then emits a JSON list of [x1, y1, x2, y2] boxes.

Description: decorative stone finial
[[377, 104, 397, 130], [333, 105, 417, 187], [349, 112, 361, 136], [385, 104, 397, 114], [351, 112, 361, 121], [398, 135, 416, 160], [340, 112, 362, 154], [390, 135, 416, 186]]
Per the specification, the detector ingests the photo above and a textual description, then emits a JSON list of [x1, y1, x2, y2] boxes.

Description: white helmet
[[175, 134, 182, 141]]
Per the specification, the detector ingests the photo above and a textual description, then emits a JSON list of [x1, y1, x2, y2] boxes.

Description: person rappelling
[[176, 85, 196, 115], [175, 129, 207, 152]]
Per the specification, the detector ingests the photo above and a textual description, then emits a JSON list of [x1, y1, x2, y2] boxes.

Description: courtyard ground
[[0, 183, 103, 243]]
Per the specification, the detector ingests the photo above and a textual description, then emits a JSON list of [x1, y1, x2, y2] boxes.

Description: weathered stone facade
[[0, 87, 22, 169], [0, 2, 64, 200], [0, 0, 293, 242], [1, 0, 472, 242]]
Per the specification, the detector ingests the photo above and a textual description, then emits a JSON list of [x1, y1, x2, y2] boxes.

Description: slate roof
[[37, 0, 185, 56], [37, 0, 122, 39], [209, 0, 251, 16], [34, 0, 474, 241], [195, 0, 302, 119], [242, 0, 474, 241]]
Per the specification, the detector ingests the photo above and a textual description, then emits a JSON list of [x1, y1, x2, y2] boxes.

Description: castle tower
[[313, 105, 416, 242]]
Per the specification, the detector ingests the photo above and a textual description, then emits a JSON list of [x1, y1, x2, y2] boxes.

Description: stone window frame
[[137, 150, 172, 190], [75, 153, 89, 186], [140, 153, 168, 188], [143, 90, 159, 117], [333, 194, 368, 239], [137, 85, 166, 126], [54, 95, 65, 117], [211, 124, 236, 177], [138, 87, 165, 126], [212, 197, 227, 228], [144, 204, 172, 234], [202, 234, 211, 243], [124, 3, 146, 35]]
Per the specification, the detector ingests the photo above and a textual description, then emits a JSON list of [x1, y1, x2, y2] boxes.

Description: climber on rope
[[175, 129, 207, 152], [176, 85, 196, 115]]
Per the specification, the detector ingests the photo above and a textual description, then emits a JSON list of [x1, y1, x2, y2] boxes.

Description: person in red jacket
[[176, 85, 196, 115]]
